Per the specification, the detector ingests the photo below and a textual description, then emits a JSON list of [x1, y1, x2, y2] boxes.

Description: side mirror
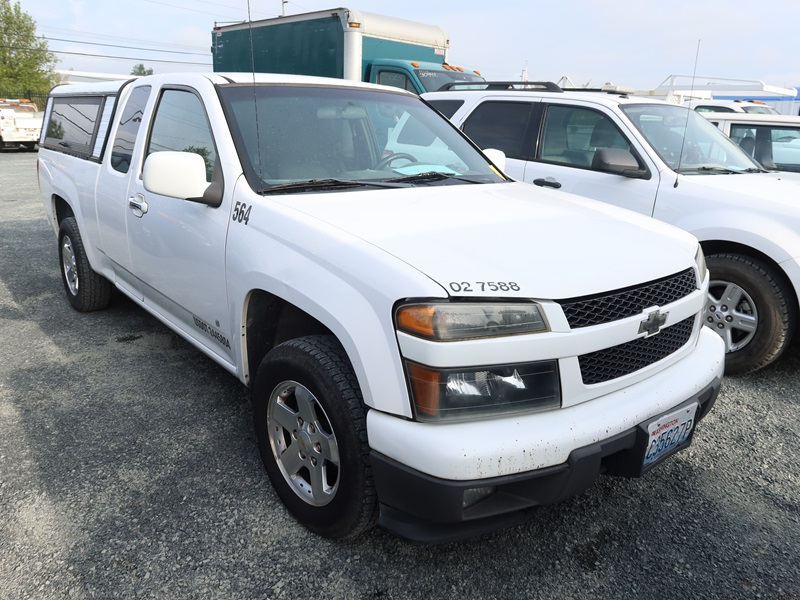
[[143, 151, 223, 207], [592, 148, 647, 179], [483, 148, 507, 173]]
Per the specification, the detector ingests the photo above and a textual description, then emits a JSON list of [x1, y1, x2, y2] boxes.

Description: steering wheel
[[374, 152, 419, 170]]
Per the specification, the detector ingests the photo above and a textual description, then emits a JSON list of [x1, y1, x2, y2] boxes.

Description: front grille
[[578, 317, 696, 385], [560, 268, 697, 329]]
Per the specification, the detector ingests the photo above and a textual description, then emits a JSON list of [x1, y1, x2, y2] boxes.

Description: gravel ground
[[1, 150, 798, 599]]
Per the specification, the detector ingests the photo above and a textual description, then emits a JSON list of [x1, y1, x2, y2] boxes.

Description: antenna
[[246, 1, 264, 177], [675, 39, 701, 188]]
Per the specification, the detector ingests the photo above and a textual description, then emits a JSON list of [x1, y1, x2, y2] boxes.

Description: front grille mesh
[[560, 268, 697, 329], [579, 317, 696, 385]]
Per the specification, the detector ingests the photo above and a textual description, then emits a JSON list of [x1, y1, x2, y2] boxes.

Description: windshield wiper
[[260, 178, 408, 194], [385, 171, 484, 185], [676, 166, 741, 174]]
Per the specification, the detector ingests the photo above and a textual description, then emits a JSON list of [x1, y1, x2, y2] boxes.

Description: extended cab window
[[540, 105, 634, 169], [461, 101, 536, 159], [111, 85, 151, 173], [147, 89, 217, 181], [44, 96, 106, 156]]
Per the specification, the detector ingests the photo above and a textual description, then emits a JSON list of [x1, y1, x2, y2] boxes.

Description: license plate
[[643, 403, 698, 467]]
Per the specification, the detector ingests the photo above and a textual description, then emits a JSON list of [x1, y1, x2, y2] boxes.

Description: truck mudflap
[[371, 377, 721, 544]]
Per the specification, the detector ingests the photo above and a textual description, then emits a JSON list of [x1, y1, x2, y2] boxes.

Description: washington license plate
[[643, 403, 698, 467]]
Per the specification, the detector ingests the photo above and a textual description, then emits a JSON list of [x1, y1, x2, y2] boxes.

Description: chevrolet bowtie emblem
[[639, 310, 668, 337]]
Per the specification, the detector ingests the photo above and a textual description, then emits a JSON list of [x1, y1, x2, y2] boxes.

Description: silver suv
[[424, 82, 800, 374]]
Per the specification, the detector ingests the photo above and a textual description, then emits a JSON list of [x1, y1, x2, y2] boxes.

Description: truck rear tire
[[252, 335, 377, 539], [58, 217, 112, 312], [705, 253, 795, 374]]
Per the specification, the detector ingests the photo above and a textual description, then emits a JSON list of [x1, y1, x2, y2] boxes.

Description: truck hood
[[272, 182, 698, 299], [666, 170, 800, 221], [677, 170, 800, 200]]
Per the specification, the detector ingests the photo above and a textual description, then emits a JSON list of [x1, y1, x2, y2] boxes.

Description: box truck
[[211, 7, 484, 94]]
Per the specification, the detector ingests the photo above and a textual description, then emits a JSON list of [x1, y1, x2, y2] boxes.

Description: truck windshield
[[622, 104, 764, 173], [218, 84, 505, 192], [416, 70, 486, 93]]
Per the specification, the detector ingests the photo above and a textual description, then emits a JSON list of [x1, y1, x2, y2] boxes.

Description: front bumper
[[372, 377, 721, 544]]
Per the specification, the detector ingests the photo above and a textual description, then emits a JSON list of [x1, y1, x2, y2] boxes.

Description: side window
[[111, 85, 151, 173], [377, 70, 416, 93], [732, 124, 800, 171], [695, 106, 735, 113], [729, 124, 757, 153], [44, 96, 105, 156], [540, 105, 633, 169], [427, 99, 464, 119], [461, 101, 534, 159], [147, 89, 217, 181]]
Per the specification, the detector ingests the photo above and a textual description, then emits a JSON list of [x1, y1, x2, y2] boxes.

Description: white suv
[[424, 82, 800, 374]]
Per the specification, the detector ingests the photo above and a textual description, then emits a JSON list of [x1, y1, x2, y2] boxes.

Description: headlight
[[396, 302, 548, 341], [695, 246, 707, 284], [406, 360, 561, 422]]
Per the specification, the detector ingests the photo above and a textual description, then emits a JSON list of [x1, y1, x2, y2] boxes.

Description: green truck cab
[[211, 7, 484, 94]]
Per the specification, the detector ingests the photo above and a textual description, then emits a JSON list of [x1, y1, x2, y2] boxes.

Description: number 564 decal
[[232, 201, 252, 225]]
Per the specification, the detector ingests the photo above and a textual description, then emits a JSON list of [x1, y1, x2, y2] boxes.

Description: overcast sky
[[22, 0, 800, 91]]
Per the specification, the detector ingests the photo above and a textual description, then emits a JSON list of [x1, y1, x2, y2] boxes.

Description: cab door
[[96, 84, 152, 301], [457, 98, 663, 218], [520, 102, 662, 217], [124, 85, 234, 365]]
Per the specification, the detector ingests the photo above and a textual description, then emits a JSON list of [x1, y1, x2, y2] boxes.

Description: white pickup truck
[[37, 72, 724, 543], [0, 98, 42, 151]]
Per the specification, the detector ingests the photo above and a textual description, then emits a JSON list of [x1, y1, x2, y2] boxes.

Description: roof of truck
[[46, 72, 417, 98]]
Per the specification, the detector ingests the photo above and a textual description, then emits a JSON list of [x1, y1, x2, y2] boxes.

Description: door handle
[[532, 177, 562, 189], [128, 194, 149, 216]]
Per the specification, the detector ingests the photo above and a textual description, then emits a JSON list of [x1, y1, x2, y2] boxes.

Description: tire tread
[[59, 217, 112, 312], [707, 252, 796, 374]]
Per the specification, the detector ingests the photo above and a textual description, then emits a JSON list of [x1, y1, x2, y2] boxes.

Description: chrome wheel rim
[[267, 380, 339, 506], [61, 235, 79, 296], [706, 279, 758, 352]]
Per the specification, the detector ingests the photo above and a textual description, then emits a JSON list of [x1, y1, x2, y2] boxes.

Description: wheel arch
[[700, 238, 799, 314], [53, 194, 75, 226], [243, 289, 334, 388]]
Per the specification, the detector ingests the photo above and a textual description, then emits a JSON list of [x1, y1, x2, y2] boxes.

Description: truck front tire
[[705, 253, 795, 374], [58, 217, 112, 312], [252, 335, 377, 539]]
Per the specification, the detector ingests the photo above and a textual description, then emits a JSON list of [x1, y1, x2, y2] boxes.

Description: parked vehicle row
[[423, 81, 800, 375], [37, 72, 723, 542]]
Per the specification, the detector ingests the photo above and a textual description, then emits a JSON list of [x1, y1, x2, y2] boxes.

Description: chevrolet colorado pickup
[[37, 72, 724, 542]]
